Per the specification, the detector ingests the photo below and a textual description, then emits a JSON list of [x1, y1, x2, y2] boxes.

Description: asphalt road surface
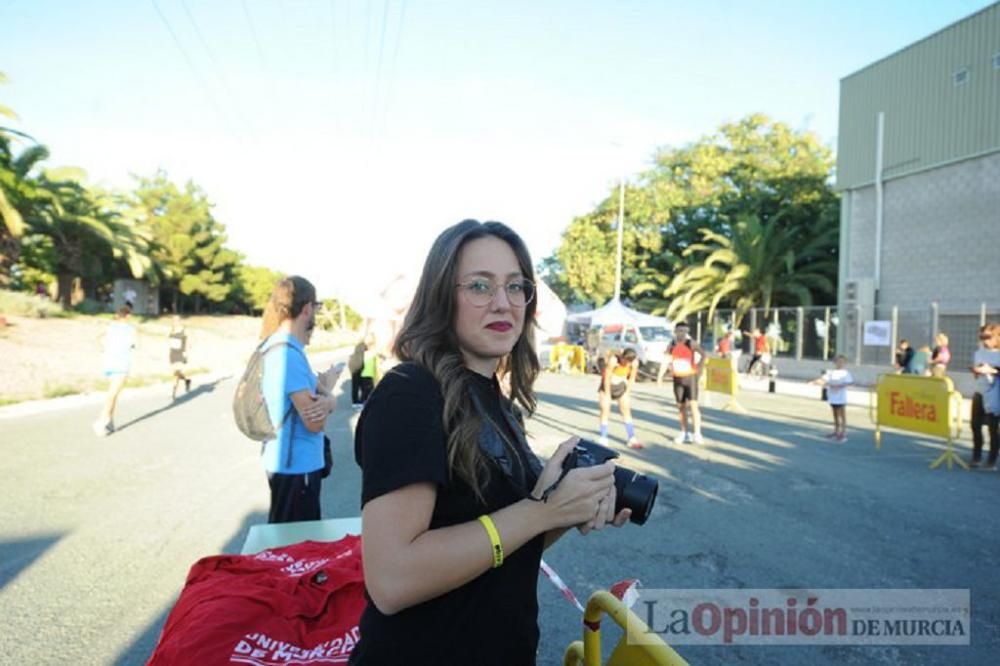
[[1, 364, 997, 665]]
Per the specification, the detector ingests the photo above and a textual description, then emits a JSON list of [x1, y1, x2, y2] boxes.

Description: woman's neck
[[463, 354, 498, 378]]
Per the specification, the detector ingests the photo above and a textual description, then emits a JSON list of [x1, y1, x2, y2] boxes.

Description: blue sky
[[2, 0, 993, 301]]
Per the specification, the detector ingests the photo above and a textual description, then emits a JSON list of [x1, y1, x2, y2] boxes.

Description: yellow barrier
[[562, 591, 688, 666], [869, 373, 966, 470], [703, 356, 747, 413], [550, 343, 588, 374]]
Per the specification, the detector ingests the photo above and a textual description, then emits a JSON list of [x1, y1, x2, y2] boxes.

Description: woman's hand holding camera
[[532, 438, 629, 533]]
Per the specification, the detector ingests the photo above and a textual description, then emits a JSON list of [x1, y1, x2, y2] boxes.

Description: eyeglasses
[[456, 278, 535, 308]]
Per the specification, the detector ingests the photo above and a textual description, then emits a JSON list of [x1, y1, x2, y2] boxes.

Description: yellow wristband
[[477, 514, 504, 568]]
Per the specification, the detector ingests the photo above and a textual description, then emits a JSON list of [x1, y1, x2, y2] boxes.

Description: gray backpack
[[233, 340, 295, 442]]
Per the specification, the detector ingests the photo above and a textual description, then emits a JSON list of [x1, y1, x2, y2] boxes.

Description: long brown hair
[[393, 220, 540, 495], [259, 276, 316, 340]]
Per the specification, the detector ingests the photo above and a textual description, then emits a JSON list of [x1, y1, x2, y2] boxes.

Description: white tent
[[565, 298, 668, 328], [534, 279, 567, 341]]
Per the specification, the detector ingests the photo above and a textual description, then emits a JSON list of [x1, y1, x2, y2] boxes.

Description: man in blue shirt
[[259, 276, 342, 523]]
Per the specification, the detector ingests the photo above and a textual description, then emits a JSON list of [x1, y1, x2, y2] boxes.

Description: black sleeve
[[355, 363, 449, 507]]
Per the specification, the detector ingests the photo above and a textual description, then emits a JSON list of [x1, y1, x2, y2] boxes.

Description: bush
[[73, 298, 108, 315], [0, 289, 67, 318]]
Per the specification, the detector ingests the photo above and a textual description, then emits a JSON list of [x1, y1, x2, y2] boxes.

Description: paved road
[[1, 366, 997, 665]]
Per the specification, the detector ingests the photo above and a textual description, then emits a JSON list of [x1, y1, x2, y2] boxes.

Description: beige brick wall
[[844, 150, 1000, 309]]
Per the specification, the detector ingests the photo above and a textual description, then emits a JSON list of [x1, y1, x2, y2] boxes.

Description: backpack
[[233, 340, 296, 442]]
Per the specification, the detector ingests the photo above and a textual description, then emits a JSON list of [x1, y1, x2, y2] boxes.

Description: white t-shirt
[[973, 349, 1000, 394], [824, 368, 853, 405]]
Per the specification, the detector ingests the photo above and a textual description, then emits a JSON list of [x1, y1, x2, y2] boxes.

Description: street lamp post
[[613, 152, 625, 302]]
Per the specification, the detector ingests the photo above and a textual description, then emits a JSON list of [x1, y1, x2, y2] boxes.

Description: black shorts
[[673, 376, 698, 403], [598, 380, 627, 401]]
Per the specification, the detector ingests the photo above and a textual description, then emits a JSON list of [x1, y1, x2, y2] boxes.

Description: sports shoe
[[824, 432, 839, 439], [836, 433, 847, 443], [92, 420, 112, 437], [185, 378, 192, 392], [692, 433, 704, 444], [968, 459, 981, 468], [674, 432, 689, 445], [627, 437, 643, 449], [598, 435, 609, 447]]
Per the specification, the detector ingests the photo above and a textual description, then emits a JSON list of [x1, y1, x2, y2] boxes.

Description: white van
[[594, 322, 674, 379]]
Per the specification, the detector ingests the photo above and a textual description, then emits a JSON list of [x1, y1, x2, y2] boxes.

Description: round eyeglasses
[[456, 278, 535, 308]]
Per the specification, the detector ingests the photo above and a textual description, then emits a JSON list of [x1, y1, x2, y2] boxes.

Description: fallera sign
[[875, 374, 956, 439]]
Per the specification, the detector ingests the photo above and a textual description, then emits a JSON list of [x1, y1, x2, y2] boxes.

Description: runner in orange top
[[597, 348, 642, 448], [660, 322, 705, 444]]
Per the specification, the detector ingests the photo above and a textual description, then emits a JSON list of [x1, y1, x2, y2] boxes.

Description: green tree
[[317, 298, 363, 331], [638, 214, 837, 326], [0, 72, 33, 286], [0, 136, 40, 286], [131, 172, 241, 313], [552, 184, 663, 307], [233, 264, 284, 315], [26, 171, 152, 309], [546, 114, 839, 308]]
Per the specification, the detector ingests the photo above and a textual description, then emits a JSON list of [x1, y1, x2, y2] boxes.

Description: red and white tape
[[539, 559, 641, 613]]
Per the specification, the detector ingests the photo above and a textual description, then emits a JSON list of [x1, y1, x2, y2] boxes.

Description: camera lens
[[613, 467, 658, 525], [563, 439, 659, 525]]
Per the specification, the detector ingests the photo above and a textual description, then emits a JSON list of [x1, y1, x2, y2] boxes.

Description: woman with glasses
[[350, 220, 630, 665]]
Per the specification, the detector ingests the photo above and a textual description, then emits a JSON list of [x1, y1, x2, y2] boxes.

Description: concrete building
[[835, 2, 1000, 364]]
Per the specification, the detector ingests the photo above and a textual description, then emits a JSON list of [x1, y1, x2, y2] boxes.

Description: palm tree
[[27, 170, 152, 308], [633, 214, 837, 326], [0, 72, 30, 285]]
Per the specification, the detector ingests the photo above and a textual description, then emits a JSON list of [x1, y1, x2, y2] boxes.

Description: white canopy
[[534, 279, 567, 338], [565, 298, 669, 328]]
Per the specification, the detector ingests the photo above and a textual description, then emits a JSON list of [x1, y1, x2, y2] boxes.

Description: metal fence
[[687, 306, 838, 362], [686, 302, 1000, 367], [844, 302, 1000, 368]]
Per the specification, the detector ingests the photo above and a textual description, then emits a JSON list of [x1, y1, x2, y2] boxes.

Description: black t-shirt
[[350, 362, 545, 666]]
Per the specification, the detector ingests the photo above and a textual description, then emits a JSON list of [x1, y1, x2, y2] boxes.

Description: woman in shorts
[[597, 347, 641, 448]]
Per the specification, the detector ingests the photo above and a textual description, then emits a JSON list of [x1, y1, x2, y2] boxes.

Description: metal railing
[[689, 306, 839, 361], [687, 301, 1000, 367]]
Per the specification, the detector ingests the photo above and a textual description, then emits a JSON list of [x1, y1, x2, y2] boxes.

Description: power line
[[368, 0, 392, 141], [381, 0, 407, 136], [242, 0, 267, 68], [150, 0, 238, 141], [179, 0, 255, 145]]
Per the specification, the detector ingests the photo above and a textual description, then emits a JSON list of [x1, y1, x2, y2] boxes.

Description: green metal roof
[[836, 2, 1000, 190]]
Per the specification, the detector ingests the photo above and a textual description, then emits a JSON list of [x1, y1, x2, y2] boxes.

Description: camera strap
[[469, 391, 542, 496], [534, 467, 572, 503]]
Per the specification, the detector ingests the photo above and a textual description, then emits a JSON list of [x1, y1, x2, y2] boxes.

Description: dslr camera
[[562, 439, 658, 525]]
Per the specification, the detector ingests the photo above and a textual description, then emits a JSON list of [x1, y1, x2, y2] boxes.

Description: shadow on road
[[0, 532, 66, 593], [114, 377, 228, 434], [109, 509, 267, 666]]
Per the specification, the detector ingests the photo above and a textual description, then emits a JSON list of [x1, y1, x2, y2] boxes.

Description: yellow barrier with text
[[562, 591, 688, 666], [703, 357, 747, 413], [869, 374, 965, 470]]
